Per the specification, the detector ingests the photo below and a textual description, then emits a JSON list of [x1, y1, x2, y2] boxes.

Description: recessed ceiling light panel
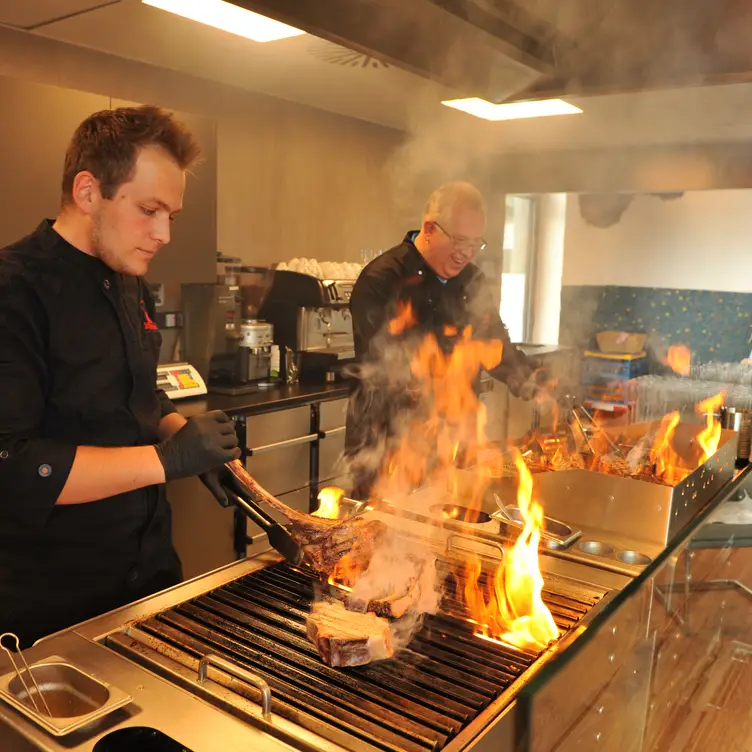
[[142, 0, 306, 43], [441, 97, 583, 121]]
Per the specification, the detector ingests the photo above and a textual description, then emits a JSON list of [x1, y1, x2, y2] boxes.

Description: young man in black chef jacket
[[345, 181, 548, 498], [0, 105, 240, 648]]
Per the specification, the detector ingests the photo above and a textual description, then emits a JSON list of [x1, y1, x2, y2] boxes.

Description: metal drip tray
[[0, 657, 132, 737]]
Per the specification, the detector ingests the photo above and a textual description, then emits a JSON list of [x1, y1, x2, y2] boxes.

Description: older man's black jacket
[[344, 233, 541, 492]]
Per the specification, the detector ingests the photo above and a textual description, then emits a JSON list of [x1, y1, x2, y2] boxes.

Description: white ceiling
[[4, 0, 752, 154]]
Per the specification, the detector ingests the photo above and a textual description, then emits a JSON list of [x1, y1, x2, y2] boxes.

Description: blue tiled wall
[[560, 285, 752, 364]]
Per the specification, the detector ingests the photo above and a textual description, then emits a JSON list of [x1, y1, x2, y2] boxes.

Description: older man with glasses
[[345, 180, 547, 499]]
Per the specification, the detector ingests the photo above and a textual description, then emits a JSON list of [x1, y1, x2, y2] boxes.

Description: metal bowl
[[578, 540, 615, 557], [617, 550, 652, 566]]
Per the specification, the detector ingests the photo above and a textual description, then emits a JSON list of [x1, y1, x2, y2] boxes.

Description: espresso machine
[[259, 269, 356, 383], [182, 267, 276, 395]]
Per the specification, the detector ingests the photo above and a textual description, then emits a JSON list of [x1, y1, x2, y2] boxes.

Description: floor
[[642, 497, 752, 752]]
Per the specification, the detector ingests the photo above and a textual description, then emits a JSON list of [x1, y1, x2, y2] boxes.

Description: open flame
[[460, 452, 558, 650], [666, 345, 691, 376], [650, 412, 683, 485], [375, 319, 503, 499], [696, 391, 726, 463], [313, 487, 344, 519], [514, 380, 726, 487], [372, 304, 559, 650], [388, 301, 418, 336]]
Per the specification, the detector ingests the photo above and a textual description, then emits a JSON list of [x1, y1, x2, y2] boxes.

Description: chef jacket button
[[103, 278, 111, 290], [128, 569, 139, 583], [0, 450, 8, 459], [38, 463, 52, 477], [418, 270, 423, 275]]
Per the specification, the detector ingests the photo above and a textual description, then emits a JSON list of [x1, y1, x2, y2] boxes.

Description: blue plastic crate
[[581, 351, 648, 384], [581, 350, 648, 409]]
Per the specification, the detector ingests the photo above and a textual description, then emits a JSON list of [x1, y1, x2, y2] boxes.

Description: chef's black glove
[[199, 465, 245, 508], [156, 410, 241, 482]]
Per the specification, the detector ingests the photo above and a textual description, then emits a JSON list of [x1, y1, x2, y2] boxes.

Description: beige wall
[[0, 24, 409, 268], [563, 188, 752, 293]]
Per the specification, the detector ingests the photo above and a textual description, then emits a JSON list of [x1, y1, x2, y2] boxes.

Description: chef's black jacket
[[345, 232, 541, 492], [0, 220, 182, 647]]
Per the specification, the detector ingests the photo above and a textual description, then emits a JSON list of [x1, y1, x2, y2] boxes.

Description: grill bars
[[111, 562, 605, 752]]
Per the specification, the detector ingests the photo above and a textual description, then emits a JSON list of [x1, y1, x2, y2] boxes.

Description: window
[[500, 195, 536, 343]]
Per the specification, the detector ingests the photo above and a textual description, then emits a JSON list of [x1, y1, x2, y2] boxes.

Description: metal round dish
[[430, 504, 492, 524], [578, 540, 615, 557], [617, 550, 652, 566]]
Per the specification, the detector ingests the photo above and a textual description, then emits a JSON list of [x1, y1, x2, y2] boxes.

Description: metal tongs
[[221, 481, 304, 566], [570, 404, 627, 459], [0, 633, 52, 717]]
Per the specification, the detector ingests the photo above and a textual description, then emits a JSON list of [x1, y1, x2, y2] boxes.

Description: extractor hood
[[225, 0, 560, 101]]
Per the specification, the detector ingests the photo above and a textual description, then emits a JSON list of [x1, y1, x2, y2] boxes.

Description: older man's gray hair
[[423, 181, 487, 226]]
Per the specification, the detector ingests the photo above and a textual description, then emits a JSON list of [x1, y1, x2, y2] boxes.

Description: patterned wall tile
[[560, 285, 752, 364]]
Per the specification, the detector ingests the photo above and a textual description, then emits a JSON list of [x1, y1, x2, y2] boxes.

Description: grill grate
[[111, 562, 606, 752]]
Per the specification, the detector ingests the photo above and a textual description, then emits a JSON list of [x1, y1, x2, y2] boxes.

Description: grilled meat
[[306, 601, 394, 667], [226, 461, 388, 578]]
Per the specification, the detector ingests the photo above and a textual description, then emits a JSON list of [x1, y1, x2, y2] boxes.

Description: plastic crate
[[581, 350, 648, 409]]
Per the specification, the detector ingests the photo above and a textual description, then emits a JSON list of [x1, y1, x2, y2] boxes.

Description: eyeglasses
[[433, 222, 487, 254]]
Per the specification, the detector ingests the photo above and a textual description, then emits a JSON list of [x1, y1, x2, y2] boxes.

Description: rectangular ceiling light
[[441, 97, 582, 121], [142, 0, 306, 42]]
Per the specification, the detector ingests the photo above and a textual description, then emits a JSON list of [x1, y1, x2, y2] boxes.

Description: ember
[[510, 389, 726, 488]]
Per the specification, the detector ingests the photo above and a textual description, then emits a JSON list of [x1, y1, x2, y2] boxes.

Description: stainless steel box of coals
[[371, 422, 738, 578], [487, 422, 736, 572]]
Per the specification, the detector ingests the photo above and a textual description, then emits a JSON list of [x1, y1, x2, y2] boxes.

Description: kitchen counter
[[516, 343, 572, 358], [172, 346, 570, 420], [174, 381, 351, 419]]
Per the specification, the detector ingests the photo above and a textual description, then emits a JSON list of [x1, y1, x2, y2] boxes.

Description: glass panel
[[501, 196, 535, 343], [518, 475, 752, 751]]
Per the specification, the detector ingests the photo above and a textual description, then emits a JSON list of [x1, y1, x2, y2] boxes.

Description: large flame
[[374, 322, 503, 499], [313, 487, 344, 519], [460, 453, 558, 650], [666, 345, 691, 376], [696, 391, 726, 463], [650, 412, 683, 485], [375, 306, 558, 650]]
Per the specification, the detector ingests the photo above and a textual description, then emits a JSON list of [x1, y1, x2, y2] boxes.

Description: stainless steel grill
[[108, 561, 607, 752]]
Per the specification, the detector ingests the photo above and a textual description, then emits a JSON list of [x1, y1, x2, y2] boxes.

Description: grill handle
[[446, 534, 505, 563], [198, 653, 272, 720], [247, 433, 318, 456]]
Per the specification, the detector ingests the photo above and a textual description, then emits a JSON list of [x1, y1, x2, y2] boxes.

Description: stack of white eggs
[[276, 258, 363, 280]]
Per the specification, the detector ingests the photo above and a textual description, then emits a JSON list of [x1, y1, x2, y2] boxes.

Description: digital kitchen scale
[[156, 362, 207, 400]]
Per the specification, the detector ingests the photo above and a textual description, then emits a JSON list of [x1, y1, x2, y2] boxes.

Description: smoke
[[346, 534, 441, 651]]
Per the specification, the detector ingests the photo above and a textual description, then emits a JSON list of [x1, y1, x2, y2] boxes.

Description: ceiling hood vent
[[308, 39, 390, 69], [226, 0, 554, 101]]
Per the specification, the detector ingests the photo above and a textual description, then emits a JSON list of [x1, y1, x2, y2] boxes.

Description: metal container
[[0, 656, 131, 737], [720, 406, 752, 463]]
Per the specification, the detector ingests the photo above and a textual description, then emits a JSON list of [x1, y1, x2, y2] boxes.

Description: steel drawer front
[[319, 398, 348, 483], [244, 407, 311, 497]]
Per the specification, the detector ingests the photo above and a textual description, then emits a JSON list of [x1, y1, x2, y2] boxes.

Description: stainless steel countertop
[[0, 555, 317, 752]]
